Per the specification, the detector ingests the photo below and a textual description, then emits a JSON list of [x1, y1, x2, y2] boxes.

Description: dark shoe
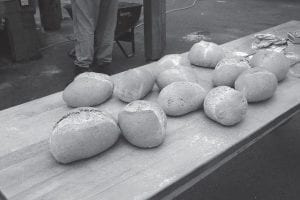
[[74, 66, 92, 77], [96, 61, 111, 68], [92, 62, 111, 74]]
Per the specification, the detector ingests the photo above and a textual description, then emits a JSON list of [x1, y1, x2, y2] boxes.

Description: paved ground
[[1, 0, 300, 199]]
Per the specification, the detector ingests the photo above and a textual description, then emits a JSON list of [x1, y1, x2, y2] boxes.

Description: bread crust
[[235, 68, 278, 102], [50, 107, 120, 164], [156, 67, 198, 90], [114, 69, 155, 103], [63, 72, 114, 107], [188, 41, 225, 68], [250, 50, 290, 82], [158, 82, 207, 116], [212, 57, 251, 87], [204, 86, 248, 126], [118, 100, 167, 148]]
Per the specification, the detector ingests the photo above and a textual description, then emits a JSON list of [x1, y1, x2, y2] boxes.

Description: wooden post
[[0, 0, 41, 61], [38, 0, 62, 31], [143, 0, 166, 60]]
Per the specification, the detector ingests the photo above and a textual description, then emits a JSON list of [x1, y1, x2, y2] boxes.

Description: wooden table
[[1, 21, 300, 200]]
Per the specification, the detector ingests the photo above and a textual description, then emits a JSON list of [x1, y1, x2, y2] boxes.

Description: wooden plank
[[143, 0, 166, 60], [0, 21, 300, 200]]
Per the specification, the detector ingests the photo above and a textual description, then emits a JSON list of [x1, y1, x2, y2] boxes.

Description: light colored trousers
[[71, 0, 119, 68]]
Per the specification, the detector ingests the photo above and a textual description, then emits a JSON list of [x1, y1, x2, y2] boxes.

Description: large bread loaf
[[157, 54, 189, 68], [118, 100, 167, 148], [249, 50, 290, 82], [114, 68, 155, 103], [204, 86, 248, 126], [235, 67, 278, 102], [158, 82, 207, 116], [188, 41, 225, 68], [63, 72, 114, 107], [50, 107, 120, 164], [152, 54, 190, 77]]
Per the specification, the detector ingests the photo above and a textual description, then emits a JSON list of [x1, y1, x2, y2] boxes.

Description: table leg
[[143, 0, 166, 61]]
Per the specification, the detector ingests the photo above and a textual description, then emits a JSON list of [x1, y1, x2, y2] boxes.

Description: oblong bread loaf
[[50, 107, 120, 164], [156, 67, 198, 90], [152, 54, 191, 77], [63, 72, 114, 107], [114, 68, 155, 103], [158, 81, 207, 116]]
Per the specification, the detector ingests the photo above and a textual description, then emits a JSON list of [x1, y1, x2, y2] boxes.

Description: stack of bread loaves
[[51, 69, 166, 164], [233, 50, 290, 103]]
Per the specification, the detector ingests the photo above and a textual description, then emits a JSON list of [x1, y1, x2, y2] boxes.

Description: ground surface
[[1, 0, 300, 199]]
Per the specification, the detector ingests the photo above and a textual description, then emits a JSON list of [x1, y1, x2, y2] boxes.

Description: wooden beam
[[143, 0, 166, 60]]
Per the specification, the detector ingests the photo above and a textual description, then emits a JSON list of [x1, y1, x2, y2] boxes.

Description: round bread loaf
[[158, 81, 207, 116], [249, 50, 290, 82], [188, 41, 225, 68], [212, 57, 251, 87], [63, 72, 114, 107], [204, 86, 248, 126], [118, 100, 167, 148], [114, 68, 155, 103], [49, 107, 120, 164], [235, 67, 278, 102], [156, 67, 198, 89]]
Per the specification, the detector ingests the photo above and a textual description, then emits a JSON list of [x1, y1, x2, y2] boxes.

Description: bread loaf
[[235, 67, 278, 102], [156, 67, 198, 90], [157, 54, 186, 68], [212, 57, 251, 87], [204, 86, 248, 126], [118, 100, 167, 148], [114, 68, 155, 103], [63, 72, 114, 107], [50, 107, 120, 164], [158, 82, 207, 116], [249, 50, 290, 82], [188, 41, 225, 68], [152, 54, 190, 77]]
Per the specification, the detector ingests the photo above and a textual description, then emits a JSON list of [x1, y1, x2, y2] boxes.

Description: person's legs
[[71, 0, 101, 68], [94, 0, 119, 65]]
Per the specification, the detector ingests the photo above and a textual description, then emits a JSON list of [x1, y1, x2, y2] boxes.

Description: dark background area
[[1, 0, 300, 199]]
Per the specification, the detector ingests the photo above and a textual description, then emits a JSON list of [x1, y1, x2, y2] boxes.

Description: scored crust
[[75, 72, 114, 88], [53, 107, 116, 133]]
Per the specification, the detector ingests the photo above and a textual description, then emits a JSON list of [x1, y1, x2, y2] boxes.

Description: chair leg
[[116, 40, 134, 58], [131, 27, 135, 56]]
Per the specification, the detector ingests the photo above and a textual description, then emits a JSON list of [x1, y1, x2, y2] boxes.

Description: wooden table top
[[1, 20, 300, 200]]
